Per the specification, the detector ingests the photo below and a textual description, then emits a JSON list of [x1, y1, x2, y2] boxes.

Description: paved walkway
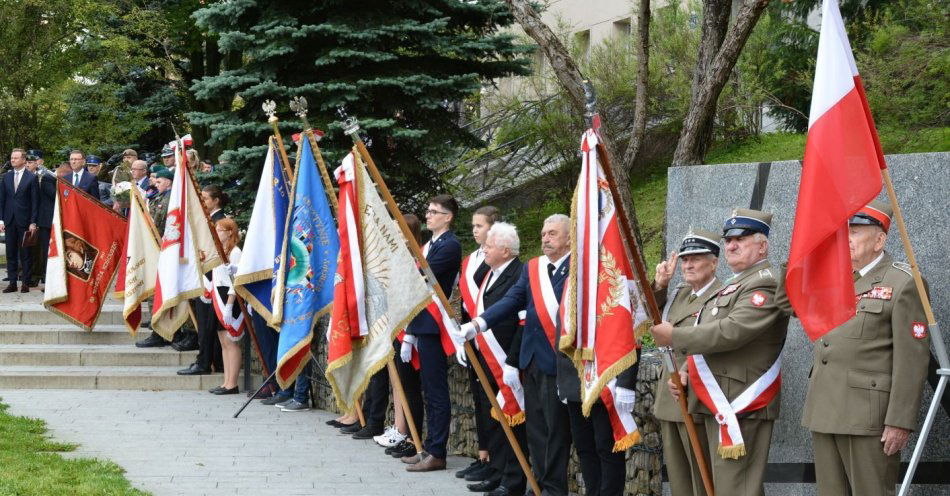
[[0, 389, 469, 496]]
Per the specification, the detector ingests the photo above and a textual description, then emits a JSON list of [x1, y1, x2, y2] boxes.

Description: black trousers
[[523, 360, 571, 496], [31, 226, 51, 281], [567, 400, 627, 496], [474, 351, 528, 493], [365, 367, 390, 428], [394, 340, 424, 440], [468, 364, 490, 452], [194, 300, 223, 371], [4, 224, 31, 286]]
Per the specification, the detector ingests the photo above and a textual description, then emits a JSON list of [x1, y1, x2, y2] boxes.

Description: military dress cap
[[723, 208, 773, 238], [155, 168, 174, 180], [86, 155, 102, 165], [161, 146, 174, 157], [850, 199, 892, 232], [679, 228, 722, 257]]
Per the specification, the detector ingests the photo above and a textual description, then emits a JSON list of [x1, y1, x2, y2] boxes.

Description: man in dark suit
[[26, 150, 56, 286], [67, 150, 101, 200], [402, 194, 462, 473], [0, 149, 39, 292], [461, 213, 573, 496], [454, 221, 528, 496]]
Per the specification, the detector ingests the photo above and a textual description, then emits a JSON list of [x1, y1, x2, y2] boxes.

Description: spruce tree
[[190, 0, 531, 220]]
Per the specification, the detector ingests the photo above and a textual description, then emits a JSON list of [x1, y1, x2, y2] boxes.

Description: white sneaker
[[373, 426, 406, 447]]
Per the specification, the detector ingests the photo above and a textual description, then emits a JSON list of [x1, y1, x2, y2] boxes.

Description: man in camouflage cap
[[652, 228, 722, 496], [777, 199, 930, 496], [652, 208, 789, 496]]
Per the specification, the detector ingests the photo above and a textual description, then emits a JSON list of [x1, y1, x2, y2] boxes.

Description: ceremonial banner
[[233, 139, 291, 325], [326, 151, 431, 411], [44, 181, 127, 331], [119, 187, 161, 334], [151, 140, 222, 340], [274, 136, 339, 389], [786, 0, 883, 341], [560, 129, 649, 450]]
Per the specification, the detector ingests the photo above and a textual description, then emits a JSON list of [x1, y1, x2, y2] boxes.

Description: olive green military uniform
[[671, 260, 789, 496], [653, 281, 719, 496], [776, 254, 929, 496], [148, 189, 170, 234]]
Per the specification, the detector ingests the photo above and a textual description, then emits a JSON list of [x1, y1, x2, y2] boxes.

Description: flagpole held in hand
[[344, 118, 541, 496], [583, 81, 715, 496]]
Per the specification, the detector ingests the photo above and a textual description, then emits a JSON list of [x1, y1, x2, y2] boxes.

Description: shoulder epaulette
[[757, 268, 774, 280], [675, 282, 688, 289], [892, 262, 912, 276]]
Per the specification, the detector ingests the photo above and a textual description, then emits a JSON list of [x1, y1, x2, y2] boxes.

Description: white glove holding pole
[[455, 346, 468, 367], [400, 335, 417, 363], [222, 303, 234, 328], [502, 364, 522, 391], [615, 386, 637, 414]]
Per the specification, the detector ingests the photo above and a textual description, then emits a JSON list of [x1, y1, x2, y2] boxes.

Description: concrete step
[[0, 365, 259, 391], [0, 303, 147, 326], [0, 324, 138, 345], [0, 344, 197, 367]]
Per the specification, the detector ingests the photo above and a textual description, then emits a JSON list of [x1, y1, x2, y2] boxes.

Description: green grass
[[0, 400, 148, 496]]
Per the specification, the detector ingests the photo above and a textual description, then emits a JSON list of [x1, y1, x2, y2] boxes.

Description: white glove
[[455, 346, 467, 367], [400, 335, 416, 363], [227, 263, 238, 276], [459, 322, 477, 341], [502, 364, 522, 391], [615, 386, 636, 414]]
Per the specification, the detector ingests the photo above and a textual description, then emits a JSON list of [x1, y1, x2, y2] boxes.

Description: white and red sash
[[459, 250, 483, 318], [687, 354, 781, 459], [527, 256, 560, 349], [421, 239, 460, 356], [473, 272, 526, 426]]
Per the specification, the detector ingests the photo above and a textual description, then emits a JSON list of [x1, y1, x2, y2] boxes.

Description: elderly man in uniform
[[461, 213, 573, 496], [776, 200, 930, 496], [136, 167, 174, 348], [652, 229, 721, 496], [652, 209, 788, 496]]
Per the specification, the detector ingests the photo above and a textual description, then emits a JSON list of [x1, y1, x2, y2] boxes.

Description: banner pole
[[344, 119, 541, 496], [287, 95, 339, 212], [262, 101, 295, 180], [583, 81, 715, 496], [388, 359, 424, 453]]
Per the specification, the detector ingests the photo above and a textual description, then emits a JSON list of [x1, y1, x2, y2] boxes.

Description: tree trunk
[[672, 0, 770, 166], [622, 0, 651, 170], [504, 0, 650, 247]]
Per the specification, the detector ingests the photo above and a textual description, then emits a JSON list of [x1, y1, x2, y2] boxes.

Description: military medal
[[711, 307, 719, 316]]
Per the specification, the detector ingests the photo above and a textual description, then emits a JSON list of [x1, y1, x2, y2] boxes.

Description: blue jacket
[[35, 170, 57, 228], [0, 168, 38, 227], [69, 168, 100, 200], [406, 230, 462, 336], [479, 255, 570, 376]]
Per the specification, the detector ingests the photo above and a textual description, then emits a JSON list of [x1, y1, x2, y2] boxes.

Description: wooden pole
[[355, 397, 366, 428], [345, 123, 541, 496], [388, 360, 424, 453], [267, 119, 295, 180], [595, 140, 715, 496], [182, 158, 270, 378]]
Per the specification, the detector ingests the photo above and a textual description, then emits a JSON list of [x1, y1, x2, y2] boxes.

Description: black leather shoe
[[467, 476, 501, 492], [19, 285, 28, 293], [209, 386, 226, 394], [3, 284, 17, 293], [456, 459, 485, 479], [352, 425, 384, 440], [340, 422, 362, 434], [135, 332, 168, 348], [212, 386, 239, 395], [177, 363, 211, 376], [326, 419, 344, 428], [390, 441, 417, 458], [465, 463, 496, 481], [485, 485, 516, 496], [171, 332, 198, 351]]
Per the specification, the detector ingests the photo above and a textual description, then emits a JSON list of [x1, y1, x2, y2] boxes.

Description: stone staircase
[[0, 297, 249, 390]]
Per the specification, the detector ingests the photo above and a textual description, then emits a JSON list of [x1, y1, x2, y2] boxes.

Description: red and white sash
[[206, 274, 246, 342], [687, 354, 781, 459], [459, 250, 484, 318], [527, 257, 560, 349], [422, 239, 459, 356], [473, 272, 526, 426]]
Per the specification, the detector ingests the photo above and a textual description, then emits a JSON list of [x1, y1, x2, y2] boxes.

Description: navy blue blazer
[[69, 169, 100, 200], [479, 255, 570, 376], [407, 230, 462, 336], [0, 169, 38, 227], [36, 170, 57, 228]]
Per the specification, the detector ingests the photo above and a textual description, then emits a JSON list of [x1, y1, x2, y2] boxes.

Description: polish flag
[[786, 0, 884, 341]]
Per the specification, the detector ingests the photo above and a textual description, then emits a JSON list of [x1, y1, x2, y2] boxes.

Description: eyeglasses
[[425, 209, 449, 216]]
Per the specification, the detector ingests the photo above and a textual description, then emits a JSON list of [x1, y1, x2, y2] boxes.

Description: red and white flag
[[151, 140, 221, 339], [117, 187, 161, 334], [560, 129, 649, 451], [786, 0, 884, 341], [44, 181, 127, 330]]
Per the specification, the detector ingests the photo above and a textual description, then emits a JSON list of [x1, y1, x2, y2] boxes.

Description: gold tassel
[[490, 408, 526, 427], [612, 430, 642, 452], [718, 443, 747, 460]]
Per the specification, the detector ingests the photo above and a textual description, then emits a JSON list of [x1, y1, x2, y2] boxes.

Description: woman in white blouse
[[208, 218, 244, 395]]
